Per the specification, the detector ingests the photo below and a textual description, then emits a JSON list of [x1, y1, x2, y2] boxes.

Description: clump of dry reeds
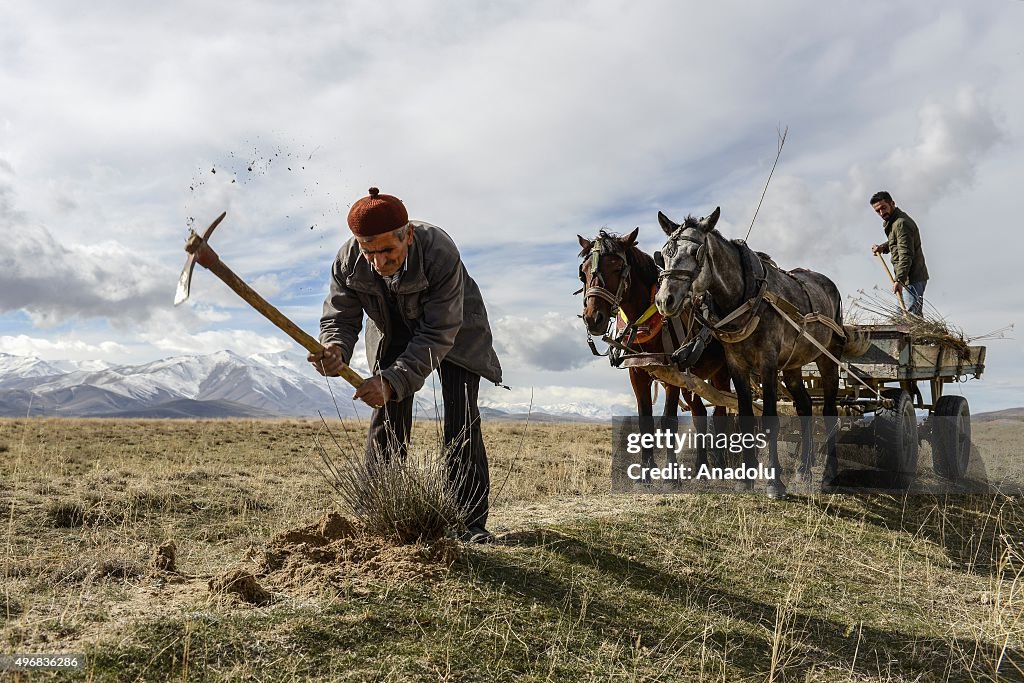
[[312, 416, 464, 545]]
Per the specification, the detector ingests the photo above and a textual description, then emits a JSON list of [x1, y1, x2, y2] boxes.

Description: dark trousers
[[365, 336, 490, 530]]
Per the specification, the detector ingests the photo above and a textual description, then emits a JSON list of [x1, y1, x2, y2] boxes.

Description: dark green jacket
[[319, 221, 502, 401], [884, 208, 929, 285]]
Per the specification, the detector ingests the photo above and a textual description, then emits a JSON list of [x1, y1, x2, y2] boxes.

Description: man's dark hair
[[869, 191, 893, 205]]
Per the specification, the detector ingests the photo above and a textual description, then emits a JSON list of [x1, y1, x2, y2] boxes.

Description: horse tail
[[838, 298, 871, 357], [835, 290, 870, 358]]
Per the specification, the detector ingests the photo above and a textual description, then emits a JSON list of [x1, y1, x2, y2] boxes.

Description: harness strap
[[663, 313, 688, 355], [616, 286, 664, 345], [617, 302, 659, 328], [586, 286, 621, 307], [764, 292, 846, 339], [764, 296, 881, 400], [695, 278, 768, 344]]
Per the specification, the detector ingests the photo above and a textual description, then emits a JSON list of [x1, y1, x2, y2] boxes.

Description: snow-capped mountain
[[0, 351, 614, 420], [478, 399, 632, 421], [0, 351, 379, 419]]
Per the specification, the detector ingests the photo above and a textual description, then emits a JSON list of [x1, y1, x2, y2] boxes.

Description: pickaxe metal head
[[174, 211, 227, 305]]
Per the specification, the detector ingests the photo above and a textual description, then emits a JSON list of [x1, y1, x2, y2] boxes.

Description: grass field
[[1, 417, 1021, 682]]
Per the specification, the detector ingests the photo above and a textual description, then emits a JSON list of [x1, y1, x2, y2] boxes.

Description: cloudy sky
[[1, 1, 1021, 414]]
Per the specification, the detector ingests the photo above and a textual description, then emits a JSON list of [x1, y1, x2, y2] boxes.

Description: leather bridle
[[656, 228, 707, 284], [576, 235, 631, 321]]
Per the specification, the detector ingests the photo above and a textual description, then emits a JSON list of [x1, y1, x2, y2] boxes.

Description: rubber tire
[[874, 389, 919, 489], [932, 395, 970, 481]]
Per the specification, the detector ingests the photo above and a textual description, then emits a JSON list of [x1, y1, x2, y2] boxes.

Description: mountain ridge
[[0, 351, 613, 421]]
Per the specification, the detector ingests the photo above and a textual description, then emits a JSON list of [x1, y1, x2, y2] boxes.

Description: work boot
[[448, 524, 494, 544], [468, 525, 495, 544]]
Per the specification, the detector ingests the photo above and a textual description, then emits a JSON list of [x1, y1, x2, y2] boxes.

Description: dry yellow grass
[[0, 416, 1021, 681]]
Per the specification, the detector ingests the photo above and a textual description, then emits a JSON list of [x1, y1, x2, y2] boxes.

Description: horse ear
[[704, 207, 721, 231], [623, 226, 640, 247], [578, 235, 592, 250], [657, 211, 679, 235]]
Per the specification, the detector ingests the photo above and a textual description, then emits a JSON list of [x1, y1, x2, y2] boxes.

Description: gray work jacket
[[319, 221, 502, 401]]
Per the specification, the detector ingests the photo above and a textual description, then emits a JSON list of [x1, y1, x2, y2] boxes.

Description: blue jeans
[[902, 280, 927, 316]]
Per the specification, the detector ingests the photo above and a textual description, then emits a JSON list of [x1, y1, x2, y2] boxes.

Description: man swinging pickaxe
[[173, 212, 365, 389]]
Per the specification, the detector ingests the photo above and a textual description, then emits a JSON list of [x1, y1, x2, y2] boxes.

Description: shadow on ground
[[469, 523, 1017, 681]]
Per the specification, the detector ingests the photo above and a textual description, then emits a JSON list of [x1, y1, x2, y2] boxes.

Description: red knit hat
[[347, 187, 409, 237]]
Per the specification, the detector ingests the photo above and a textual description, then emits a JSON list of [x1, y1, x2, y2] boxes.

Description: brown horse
[[577, 227, 731, 477]]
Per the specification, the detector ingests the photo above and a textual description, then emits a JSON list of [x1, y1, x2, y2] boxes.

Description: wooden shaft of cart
[[875, 252, 908, 312]]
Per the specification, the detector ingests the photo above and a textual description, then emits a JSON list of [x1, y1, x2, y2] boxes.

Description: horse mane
[[578, 228, 618, 257], [578, 229, 659, 287], [682, 215, 703, 230], [625, 243, 659, 288]]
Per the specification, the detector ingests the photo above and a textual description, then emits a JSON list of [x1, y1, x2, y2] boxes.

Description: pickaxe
[[174, 212, 365, 389]]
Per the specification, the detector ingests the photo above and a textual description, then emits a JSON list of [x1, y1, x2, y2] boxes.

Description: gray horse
[[654, 207, 849, 499]]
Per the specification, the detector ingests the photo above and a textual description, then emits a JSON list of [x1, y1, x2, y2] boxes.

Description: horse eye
[[654, 251, 665, 269]]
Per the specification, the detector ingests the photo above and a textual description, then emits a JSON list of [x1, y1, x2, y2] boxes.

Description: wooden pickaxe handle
[[192, 242, 365, 389], [875, 252, 908, 312]]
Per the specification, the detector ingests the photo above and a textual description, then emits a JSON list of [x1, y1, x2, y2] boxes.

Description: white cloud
[[492, 313, 600, 372], [138, 325, 291, 356], [0, 334, 129, 360], [0, 221, 174, 326], [849, 88, 1003, 211], [0, 166, 179, 326]]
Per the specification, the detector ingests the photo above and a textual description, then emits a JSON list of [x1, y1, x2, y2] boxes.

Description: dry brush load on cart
[[814, 288, 990, 487]]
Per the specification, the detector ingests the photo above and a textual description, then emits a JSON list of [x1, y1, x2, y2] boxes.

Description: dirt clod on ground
[[260, 511, 460, 587], [153, 540, 177, 572], [208, 569, 271, 605]]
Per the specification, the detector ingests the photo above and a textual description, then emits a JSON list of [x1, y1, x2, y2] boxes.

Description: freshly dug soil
[[208, 569, 271, 605], [259, 511, 460, 588]]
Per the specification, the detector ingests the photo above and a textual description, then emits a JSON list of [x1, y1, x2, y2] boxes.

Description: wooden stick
[[642, 365, 801, 416], [195, 244, 365, 389], [876, 252, 908, 312]]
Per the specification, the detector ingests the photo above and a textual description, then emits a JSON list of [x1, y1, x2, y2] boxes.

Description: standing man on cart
[[869, 191, 930, 316]]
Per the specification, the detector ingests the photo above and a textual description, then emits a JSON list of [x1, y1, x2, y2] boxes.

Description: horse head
[[576, 227, 640, 336], [654, 207, 720, 318]]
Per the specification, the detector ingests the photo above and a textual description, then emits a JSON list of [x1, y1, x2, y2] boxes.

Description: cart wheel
[[932, 395, 970, 481], [874, 389, 919, 489]]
